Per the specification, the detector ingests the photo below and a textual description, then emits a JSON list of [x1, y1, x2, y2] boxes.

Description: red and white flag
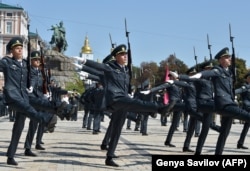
[[163, 64, 169, 104]]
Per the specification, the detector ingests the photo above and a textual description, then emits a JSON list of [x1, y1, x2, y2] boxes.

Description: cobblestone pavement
[[0, 111, 249, 171]]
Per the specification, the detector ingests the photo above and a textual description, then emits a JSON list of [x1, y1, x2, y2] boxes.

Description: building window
[[6, 13, 13, 17], [6, 22, 12, 34]]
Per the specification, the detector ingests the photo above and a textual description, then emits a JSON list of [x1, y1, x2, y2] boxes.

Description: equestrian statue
[[48, 21, 68, 53]]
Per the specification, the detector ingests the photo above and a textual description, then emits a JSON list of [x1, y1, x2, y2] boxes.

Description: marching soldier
[[164, 72, 184, 147], [2, 37, 65, 165], [74, 44, 170, 167], [235, 72, 250, 149], [189, 47, 250, 155], [3, 38, 73, 165], [193, 61, 220, 155]]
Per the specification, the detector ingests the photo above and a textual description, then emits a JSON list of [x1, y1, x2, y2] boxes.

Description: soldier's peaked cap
[[102, 54, 115, 64], [111, 44, 127, 57], [6, 37, 23, 51], [30, 51, 41, 59], [186, 67, 197, 75], [214, 47, 230, 60], [201, 61, 213, 69]]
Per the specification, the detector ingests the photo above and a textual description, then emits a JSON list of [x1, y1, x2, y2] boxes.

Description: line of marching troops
[[2, 36, 250, 168], [73, 44, 250, 167]]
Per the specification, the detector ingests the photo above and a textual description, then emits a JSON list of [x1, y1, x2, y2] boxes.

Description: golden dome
[[81, 36, 92, 54]]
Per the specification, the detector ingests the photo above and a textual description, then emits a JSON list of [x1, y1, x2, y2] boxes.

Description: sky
[[4, 0, 250, 68]]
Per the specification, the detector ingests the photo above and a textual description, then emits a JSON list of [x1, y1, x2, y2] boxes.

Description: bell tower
[[80, 36, 93, 60]]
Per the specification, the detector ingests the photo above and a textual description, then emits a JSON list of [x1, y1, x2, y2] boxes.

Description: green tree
[[158, 54, 188, 83], [65, 73, 85, 93], [235, 58, 248, 88]]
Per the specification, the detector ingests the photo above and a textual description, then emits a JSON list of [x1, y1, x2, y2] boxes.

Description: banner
[[163, 65, 169, 104]]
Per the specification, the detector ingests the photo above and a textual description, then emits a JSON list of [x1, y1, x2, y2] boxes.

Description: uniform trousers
[[93, 111, 102, 132], [183, 116, 197, 148], [108, 97, 160, 114], [126, 118, 131, 128], [29, 96, 56, 114], [102, 116, 113, 148], [195, 100, 217, 154], [24, 112, 45, 149], [140, 114, 149, 134], [103, 96, 166, 158], [87, 112, 93, 129], [195, 120, 201, 135], [237, 107, 250, 146], [82, 107, 90, 128], [8, 99, 52, 125], [6, 112, 27, 158], [165, 110, 182, 143], [238, 122, 250, 146], [182, 111, 189, 131], [6, 97, 55, 158], [106, 109, 127, 157], [161, 115, 168, 126], [195, 112, 213, 154], [36, 122, 45, 145], [215, 104, 250, 155]]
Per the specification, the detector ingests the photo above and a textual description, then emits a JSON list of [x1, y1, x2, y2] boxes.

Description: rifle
[[109, 33, 115, 52], [193, 46, 198, 72], [207, 34, 213, 62], [27, 23, 31, 88], [38, 41, 48, 94], [125, 18, 133, 93], [229, 23, 236, 85]]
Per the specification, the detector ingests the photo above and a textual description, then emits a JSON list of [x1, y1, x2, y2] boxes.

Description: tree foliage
[[131, 54, 249, 90], [65, 73, 85, 93]]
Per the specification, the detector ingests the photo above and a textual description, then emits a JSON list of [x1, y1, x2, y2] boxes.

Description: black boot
[[24, 149, 37, 156], [7, 158, 18, 165], [237, 144, 248, 149], [164, 141, 176, 147], [36, 144, 45, 150], [105, 157, 119, 167], [194, 151, 201, 155], [55, 102, 67, 120], [183, 147, 194, 152], [100, 144, 108, 150], [210, 123, 221, 132]]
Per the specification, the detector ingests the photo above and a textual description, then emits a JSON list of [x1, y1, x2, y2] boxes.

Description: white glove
[[79, 71, 89, 78], [72, 56, 86, 64], [140, 90, 151, 95], [169, 71, 178, 78], [73, 63, 83, 70], [166, 80, 174, 84], [67, 91, 74, 94], [26, 86, 33, 93], [80, 75, 87, 81], [189, 73, 202, 79], [234, 95, 238, 102], [44, 92, 51, 99]]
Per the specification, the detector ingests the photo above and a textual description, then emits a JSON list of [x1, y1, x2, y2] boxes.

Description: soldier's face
[[31, 58, 41, 67], [219, 55, 231, 67], [115, 52, 127, 66], [11, 46, 23, 60]]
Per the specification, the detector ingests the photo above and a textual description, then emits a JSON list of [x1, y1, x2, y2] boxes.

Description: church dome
[[81, 36, 92, 54]]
